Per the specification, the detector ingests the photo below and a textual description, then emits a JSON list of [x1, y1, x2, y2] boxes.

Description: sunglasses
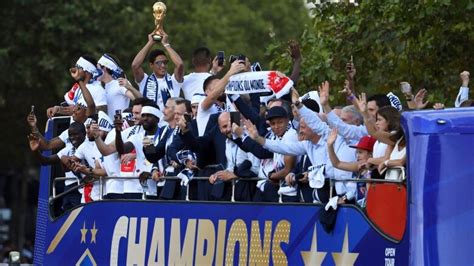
[[154, 60, 169, 66]]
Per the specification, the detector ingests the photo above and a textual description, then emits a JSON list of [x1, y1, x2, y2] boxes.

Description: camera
[[229, 54, 246, 64], [217, 51, 225, 66]]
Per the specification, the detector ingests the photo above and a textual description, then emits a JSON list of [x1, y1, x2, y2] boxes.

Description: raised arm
[[201, 60, 246, 111], [131, 33, 155, 84], [118, 78, 142, 100], [288, 40, 302, 85], [326, 128, 359, 172], [160, 30, 184, 82], [291, 87, 329, 135], [353, 93, 396, 145], [70, 67, 96, 116], [245, 119, 306, 156], [455, 71, 470, 107]]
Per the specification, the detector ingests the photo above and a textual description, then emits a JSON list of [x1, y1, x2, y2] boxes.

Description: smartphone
[[230, 111, 241, 126], [217, 51, 225, 66], [400, 82, 412, 94], [30, 105, 35, 114]]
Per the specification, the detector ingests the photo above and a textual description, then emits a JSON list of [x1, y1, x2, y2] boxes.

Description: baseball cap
[[349, 135, 376, 152], [265, 106, 288, 120]]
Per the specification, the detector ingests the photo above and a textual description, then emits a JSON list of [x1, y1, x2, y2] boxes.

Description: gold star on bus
[[90, 221, 98, 244], [300, 226, 326, 265], [80, 222, 88, 244], [331, 225, 359, 266]]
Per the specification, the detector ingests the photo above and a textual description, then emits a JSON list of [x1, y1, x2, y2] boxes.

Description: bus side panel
[[403, 109, 474, 266], [40, 202, 408, 265]]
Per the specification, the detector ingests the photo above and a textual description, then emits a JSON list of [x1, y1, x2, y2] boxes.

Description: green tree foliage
[[267, 0, 474, 104], [0, 0, 309, 169]]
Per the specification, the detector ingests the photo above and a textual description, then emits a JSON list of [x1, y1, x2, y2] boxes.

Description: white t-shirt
[[102, 130, 123, 195], [64, 81, 107, 107], [75, 140, 105, 202], [56, 145, 80, 186], [182, 72, 211, 101], [104, 79, 130, 118], [196, 101, 221, 136], [373, 140, 388, 158], [103, 125, 143, 195], [138, 73, 182, 110], [128, 131, 158, 196]]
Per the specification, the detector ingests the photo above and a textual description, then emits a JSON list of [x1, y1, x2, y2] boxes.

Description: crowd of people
[[25, 30, 471, 212]]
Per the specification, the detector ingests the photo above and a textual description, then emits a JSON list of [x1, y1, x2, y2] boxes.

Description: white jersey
[[128, 130, 159, 196], [196, 101, 221, 136], [56, 145, 80, 186], [75, 140, 105, 202], [138, 73, 182, 110], [104, 79, 130, 118], [182, 72, 210, 101], [102, 130, 122, 195]]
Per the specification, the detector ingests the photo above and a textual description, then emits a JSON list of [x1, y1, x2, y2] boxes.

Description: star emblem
[[90, 221, 98, 244], [300, 226, 326, 265], [80, 222, 88, 244], [331, 225, 359, 266]]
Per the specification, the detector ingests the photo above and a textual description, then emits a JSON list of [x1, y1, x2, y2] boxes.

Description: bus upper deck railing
[[50, 166, 406, 205]]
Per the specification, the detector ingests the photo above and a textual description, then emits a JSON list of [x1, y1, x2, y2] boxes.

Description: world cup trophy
[[152, 2, 167, 42]]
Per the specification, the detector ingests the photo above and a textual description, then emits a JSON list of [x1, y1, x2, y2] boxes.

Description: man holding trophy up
[[131, 1, 184, 119]]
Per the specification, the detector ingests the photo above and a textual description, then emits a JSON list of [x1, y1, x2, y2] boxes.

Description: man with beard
[[28, 122, 86, 211], [115, 103, 162, 199]]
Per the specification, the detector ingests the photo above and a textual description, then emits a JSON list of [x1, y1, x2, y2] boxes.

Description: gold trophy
[[152, 2, 167, 42]]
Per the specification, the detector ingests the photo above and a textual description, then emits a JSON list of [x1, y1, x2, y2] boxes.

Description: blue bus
[[33, 108, 474, 265]]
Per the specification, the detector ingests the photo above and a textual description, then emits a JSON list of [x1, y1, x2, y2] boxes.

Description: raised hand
[[346, 59, 356, 81], [26, 112, 37, 129], [228, 59, 247, 76], [288, 40, 301, 61], [413, 88, 429, 110], [160, 29, 170, 46], [69, 67, 85, 82], [318, 81, 330, 107], [353, 92, 367, 113], [232, 123, 244, 138], [290, 87, 300, 104], [460, 71, 470, 87], [211, 56, 225, 74], [327, 127, 338, 146], [90, 123, 100, 139], [338, 80, 353, 96], [113, 114, 123, 132], [243, 119, 259, 140]]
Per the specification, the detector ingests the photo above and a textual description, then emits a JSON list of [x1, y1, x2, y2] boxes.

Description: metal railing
[[50, 166, 406, 205]]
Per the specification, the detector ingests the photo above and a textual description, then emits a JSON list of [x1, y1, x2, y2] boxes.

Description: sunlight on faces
[[191, 104, 198, 118], [375, 114, 389, 132], [356, 149, 371, 162], [132, 105, 143, 124], [173, 103, 187, 124], [72, 105, 87, 123], [268, 117, 288, 137], [163, 99, 176, 122], [141, 113, 159, 131], [68, 127, 85, 148], [150, 54, 168, 77], [367, 100, 378, 119], [218, 112, 232, 138]]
